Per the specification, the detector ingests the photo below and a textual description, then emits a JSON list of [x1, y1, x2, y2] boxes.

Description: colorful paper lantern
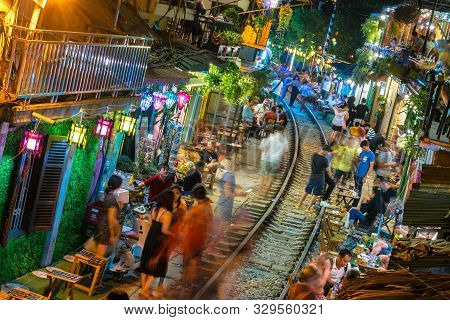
[[153, 92, 167, 111], [177, 92, 190, 110], [140, 91, 154, 111], [165, 91, 178, 110], [20, 130, 44, 157], [68, 123, 87, 148], [263, 0, 279, 9], [94, 117, 113, 138], [119, 114, 136, 136]]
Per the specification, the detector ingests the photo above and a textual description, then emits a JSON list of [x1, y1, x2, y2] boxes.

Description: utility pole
[[321, 0, 337, 72]]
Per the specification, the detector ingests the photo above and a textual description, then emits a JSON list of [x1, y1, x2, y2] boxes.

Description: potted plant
[[217, 30, 243, 46], [252, 14, 270, 42], [223, 8, 240, 26], [277, 5, 293, 32]]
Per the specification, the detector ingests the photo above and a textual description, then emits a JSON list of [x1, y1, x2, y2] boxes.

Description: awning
[[144, 68, 196, 86]]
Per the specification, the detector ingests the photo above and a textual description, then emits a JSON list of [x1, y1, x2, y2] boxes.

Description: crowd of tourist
[[87, 73, 296, 299], [90, 61, 409, 300], [281, 66, 407, 300]]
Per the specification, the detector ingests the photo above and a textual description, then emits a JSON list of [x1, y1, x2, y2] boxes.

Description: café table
[[335, 186, 359, 209]]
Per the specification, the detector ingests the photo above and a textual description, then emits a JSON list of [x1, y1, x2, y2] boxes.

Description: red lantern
[[177, 92, 190, 110], [94, 117, 113, 138], [20, 130, 44, 157]]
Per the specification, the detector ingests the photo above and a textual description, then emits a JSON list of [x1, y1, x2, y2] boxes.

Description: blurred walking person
[[280, 72, 293, 101], [182, 184, 213, 284], [169, 185, 187, 254], [95, 175, 124, 257], [259, 126, 289, 195], [216, 159, 249, 225]]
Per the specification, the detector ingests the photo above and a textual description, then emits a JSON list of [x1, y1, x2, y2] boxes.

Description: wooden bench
[[8, 287, 47, 300], [46, 267, 83, 300], [70, 249, 108, 297]]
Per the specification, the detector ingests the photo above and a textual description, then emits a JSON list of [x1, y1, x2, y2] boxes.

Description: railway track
[[178, 101, 328, 300]]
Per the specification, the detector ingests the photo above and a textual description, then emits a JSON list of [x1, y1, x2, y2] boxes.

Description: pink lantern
[[94, 117, 113, 138], [153, 92, 167, 111], [20, 130, 44, 157], [177, 92, 190, 110]]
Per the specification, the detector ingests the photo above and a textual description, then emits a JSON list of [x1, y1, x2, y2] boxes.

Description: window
[[1, 135, 70, 247]]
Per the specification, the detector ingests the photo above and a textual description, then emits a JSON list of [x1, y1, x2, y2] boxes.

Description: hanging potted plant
[[252, 14, 269, 43], [393, 5, 419, 24], [397, 90, 428, 199], [277, 5, 293, 32], [223, 8, 240, 26]]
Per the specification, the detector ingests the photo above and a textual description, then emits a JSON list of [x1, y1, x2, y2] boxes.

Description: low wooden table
[[70, 249, 108, 297], [335, 186, 359, 209], [46, 267, 83, 300]]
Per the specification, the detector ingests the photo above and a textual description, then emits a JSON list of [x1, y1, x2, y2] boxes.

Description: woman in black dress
[[139, 190, 174, 298]]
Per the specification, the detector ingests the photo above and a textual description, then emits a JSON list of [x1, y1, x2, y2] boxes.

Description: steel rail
[[192, 99, 301, 300], [278, 100, 329, 300]]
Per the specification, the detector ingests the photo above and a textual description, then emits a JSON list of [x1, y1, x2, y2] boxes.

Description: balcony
[[166, 16, 235, 51], [1, 26, 153, 103]]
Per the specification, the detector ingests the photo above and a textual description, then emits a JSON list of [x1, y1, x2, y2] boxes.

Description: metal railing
[[167, 16, 234, 48], [1, 26, 153, 102]]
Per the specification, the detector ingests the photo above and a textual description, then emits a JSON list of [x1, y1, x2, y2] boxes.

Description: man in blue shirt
[[355, 140, 375, 198], [280, 73, 293, 100]]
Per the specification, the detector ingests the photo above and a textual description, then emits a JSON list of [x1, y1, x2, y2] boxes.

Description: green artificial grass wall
[[0, 119, 99, 284]]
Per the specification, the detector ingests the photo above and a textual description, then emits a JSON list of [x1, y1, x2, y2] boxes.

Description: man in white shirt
[[321, 73, 332, 99], [254, 99, 271, 126], [328, 249, 352, 288]]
